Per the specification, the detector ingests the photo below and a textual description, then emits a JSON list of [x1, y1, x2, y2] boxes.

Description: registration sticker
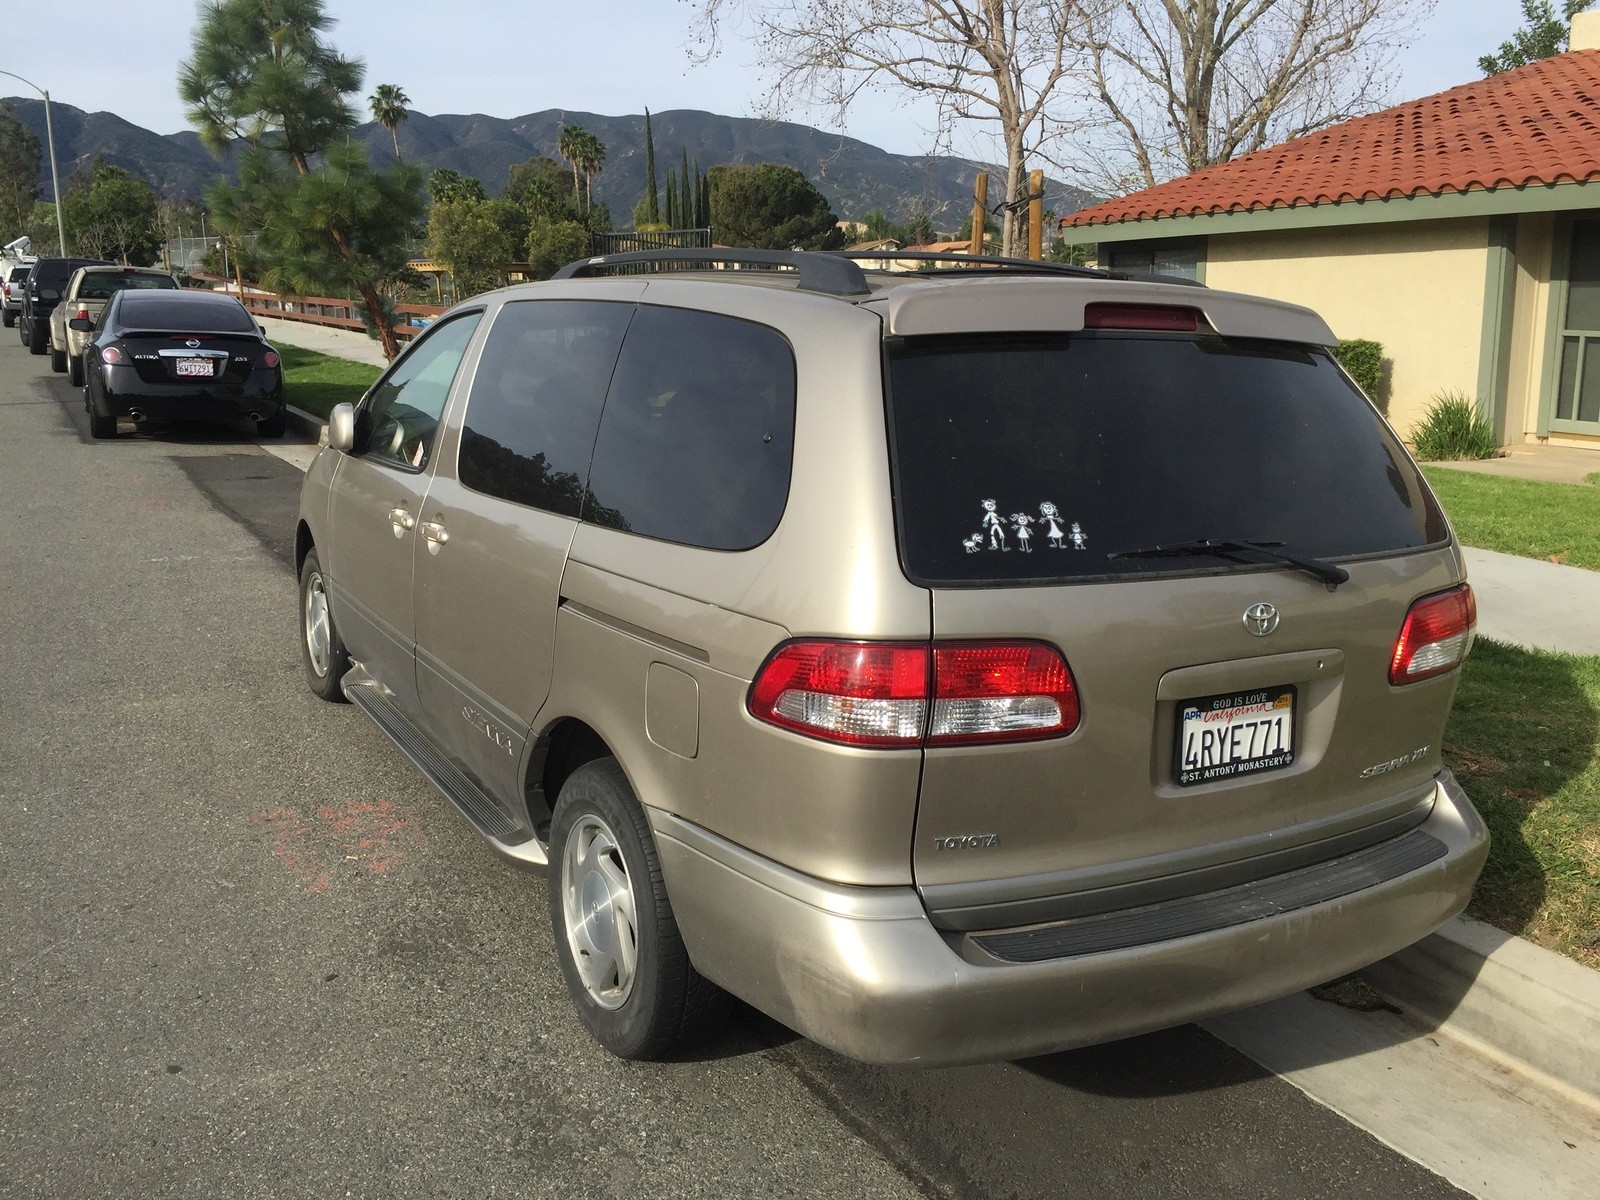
[[1175, 686, 1295, 786], [176, 357, 213, 377]]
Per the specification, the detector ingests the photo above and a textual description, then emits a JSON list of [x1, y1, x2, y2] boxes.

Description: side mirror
[[327, 402, 356, 452], [68, 317, 92, 331]]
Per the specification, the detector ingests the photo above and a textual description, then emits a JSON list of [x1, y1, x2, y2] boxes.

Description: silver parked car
[[295, 248, 1488, 1065]]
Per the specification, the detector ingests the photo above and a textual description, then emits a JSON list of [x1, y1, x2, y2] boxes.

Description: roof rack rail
[[830, 249, 1111, 279], [551, 248, 871, 297]]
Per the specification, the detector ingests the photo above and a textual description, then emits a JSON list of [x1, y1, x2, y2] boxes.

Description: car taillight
[[1390, 585, 1476, 685], [261, 350, 279, 369], [1083, 302, 1201, 332], [747, 639, 1078, 747], [75, 307, 89, 321], [100, 346, 123, 365], [929, 642, 1079, 745]]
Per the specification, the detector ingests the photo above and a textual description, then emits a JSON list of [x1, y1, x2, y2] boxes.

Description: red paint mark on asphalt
[[251, 798, 425, 893]]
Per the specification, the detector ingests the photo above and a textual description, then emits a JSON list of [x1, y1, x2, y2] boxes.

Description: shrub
[[1333, 338, 1384, 400], [1410, 391, 1499, 461]]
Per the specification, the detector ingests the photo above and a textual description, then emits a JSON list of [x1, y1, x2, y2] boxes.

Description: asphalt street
[[0, 332, 1470, 1199]]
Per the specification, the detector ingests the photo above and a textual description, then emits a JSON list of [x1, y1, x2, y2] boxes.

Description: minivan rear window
[[885, 332, 1447, 586]]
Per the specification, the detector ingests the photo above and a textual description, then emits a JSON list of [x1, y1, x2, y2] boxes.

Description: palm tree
[[557, 125, 585, 211], [368, 83, 410, 159], [577, 130, 606, 211]]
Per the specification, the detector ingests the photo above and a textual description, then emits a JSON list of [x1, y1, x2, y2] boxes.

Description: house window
[[1555, 218, 1600, 428], [1106, 243, 1203, 282]]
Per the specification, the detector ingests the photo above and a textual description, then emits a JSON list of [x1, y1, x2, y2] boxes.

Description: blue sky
[[0, 0, 1548, 162]]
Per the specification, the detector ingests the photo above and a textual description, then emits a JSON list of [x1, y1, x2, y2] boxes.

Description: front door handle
[[388, 506, 416, 536], [421, 520, 449, 554]]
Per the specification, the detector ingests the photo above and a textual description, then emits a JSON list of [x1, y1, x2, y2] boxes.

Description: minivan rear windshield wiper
[[1106, 538, 1351, 588]]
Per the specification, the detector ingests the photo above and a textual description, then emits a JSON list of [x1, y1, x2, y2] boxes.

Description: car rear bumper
[[101, 371, 284, 423], [652, 769, 1489, 1066]]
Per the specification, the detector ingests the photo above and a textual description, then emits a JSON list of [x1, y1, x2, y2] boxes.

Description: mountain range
[[1, 98, 1095, 229]]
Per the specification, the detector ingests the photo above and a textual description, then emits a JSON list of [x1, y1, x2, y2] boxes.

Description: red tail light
[[100, 346, 123, 365], [929, 642, 1079, 745], [1390, 585, 1475, 685], [261, 350, 280, 369], [75, 306, 89, 321], [1084, 302, 1200, 332], [748, 639, 1078, 747]]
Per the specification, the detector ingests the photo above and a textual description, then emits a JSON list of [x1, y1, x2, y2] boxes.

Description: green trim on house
[[1059, 181, 1600, 246], [1478, 215, 1518, 445], [1537, 218, 1575, 439]]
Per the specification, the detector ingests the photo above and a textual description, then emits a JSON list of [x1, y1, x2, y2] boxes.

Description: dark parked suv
[[296, 248, 1488, 1066], [20, 256, 110, 354]]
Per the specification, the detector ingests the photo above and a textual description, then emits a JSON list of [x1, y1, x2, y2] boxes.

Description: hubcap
[[561, 815, 638, 1010], [304, 572, 332, 677]]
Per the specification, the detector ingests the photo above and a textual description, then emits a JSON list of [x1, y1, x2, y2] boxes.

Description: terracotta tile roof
[[1064, 49, 1600, 229]]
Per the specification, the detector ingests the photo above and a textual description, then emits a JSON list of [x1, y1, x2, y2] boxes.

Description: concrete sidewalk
[[259, 315, 390, 368], [1463, 546, 1600, 656]]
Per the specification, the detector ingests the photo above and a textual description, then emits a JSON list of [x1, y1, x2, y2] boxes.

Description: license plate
[[175, 358, 213, 377], [1175, 686, 1295, 786]]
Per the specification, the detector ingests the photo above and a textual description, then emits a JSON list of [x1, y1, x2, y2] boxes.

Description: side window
[[360, 312, 483, 471], [584, 305, 796, 550], [456, 300, 633, 516]]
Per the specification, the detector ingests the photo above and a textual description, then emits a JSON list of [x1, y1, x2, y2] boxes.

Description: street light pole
[[0, 70, 68, 255]]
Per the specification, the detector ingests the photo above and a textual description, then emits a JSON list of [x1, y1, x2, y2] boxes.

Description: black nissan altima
[[78, 290, 286, 439]]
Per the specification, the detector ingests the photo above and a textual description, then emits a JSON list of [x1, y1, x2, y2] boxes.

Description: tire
[[256, 407, 287, 438], [549, 758, 728, 1059], [2, 308, 13, 327], [298, 547, 350, 702], [67, 353, 83, 387], [28, 319, 46, 354], [50, 345, 65, 373]]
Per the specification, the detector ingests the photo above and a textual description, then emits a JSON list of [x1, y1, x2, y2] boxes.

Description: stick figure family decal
[[966, 500, 1086, 552]]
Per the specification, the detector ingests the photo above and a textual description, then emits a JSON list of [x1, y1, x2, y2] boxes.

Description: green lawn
[[1447, 639, 1600, 967], [1421, 467, 1600, 571], [278, 344, 382, 419]]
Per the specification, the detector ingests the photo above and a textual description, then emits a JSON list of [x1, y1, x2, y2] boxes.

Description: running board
[[345, 681, 547, 866]]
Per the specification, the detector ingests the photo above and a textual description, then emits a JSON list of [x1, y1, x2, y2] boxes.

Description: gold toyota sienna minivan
[[295, 249, 1488, 1066]]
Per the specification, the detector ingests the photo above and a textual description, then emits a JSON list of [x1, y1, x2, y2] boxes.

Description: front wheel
[[298, 547, 349, 702], [549, 758, 727, 1060]]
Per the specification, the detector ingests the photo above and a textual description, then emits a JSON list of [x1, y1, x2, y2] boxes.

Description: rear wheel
[[50, 345, 65, 372], [549, 758, 727, 1059], [256, 408, 287, 438], [88, 407, 116, 439], [2, 309, 13, 327], [67, 353, 83, 387], [299, 547, 349, 702]]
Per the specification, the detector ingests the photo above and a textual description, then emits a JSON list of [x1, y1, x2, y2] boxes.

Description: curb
[[269, 404, 1600, 1104], [284, 403, 325, 444], [1365, 915, 1600, 1106]]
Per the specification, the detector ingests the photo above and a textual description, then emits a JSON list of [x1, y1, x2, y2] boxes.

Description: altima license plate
[[176, 358, 213, 377], [1176, 686, 1295, 786]]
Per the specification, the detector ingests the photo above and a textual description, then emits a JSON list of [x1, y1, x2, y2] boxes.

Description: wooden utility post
[[969, 173, 988, 257], [1027, 169, 1044, 261]]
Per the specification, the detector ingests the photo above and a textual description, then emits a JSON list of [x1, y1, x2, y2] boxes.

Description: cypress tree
[[664, 167, 677, 228], [642, 109, 659, 224], [679, 148, 691, 229]]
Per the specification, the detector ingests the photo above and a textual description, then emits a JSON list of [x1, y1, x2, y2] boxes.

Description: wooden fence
[[186, 273, 446, 342]]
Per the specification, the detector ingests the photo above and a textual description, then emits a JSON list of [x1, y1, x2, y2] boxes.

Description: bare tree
[[1081, 0, 1437, 192], [689, 0, 1100, 256]]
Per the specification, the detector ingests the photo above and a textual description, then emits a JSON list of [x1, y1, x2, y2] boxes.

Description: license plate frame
[[1174, 685, 1296, 787], [175, 357, 214, 378]]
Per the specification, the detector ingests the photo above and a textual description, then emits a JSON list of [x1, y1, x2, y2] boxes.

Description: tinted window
[[77, 273, 176, 300], [584, 306, 795, 550], [457, 300, 632, 516], [118, 294, 256, 332], [360, 313, 482, 471], [886, 333, 1447, 586], [7, 267, 28, 283]]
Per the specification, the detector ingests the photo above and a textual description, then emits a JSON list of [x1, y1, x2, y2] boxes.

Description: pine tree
[[641, 109, 660, 225]]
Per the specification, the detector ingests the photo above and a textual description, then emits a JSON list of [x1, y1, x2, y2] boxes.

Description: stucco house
[[1058, 14, 1600, 453]]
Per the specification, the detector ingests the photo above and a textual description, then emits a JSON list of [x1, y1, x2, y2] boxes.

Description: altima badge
[[1243, 602, 1280, 637]]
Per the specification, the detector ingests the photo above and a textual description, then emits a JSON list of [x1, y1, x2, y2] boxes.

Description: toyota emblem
[[1243, 602, 1280, 637]]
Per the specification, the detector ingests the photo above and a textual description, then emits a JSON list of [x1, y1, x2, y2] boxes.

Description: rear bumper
[[102, 369, 283, 423], [653, 770, 1489, 1066]]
